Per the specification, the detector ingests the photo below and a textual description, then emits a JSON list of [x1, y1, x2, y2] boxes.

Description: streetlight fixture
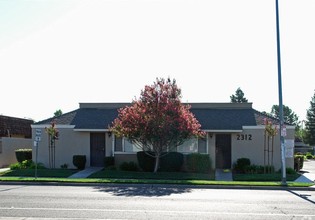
[[275, 0, 286, 185]]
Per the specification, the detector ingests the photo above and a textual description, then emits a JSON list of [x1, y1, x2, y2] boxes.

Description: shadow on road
[[94, 185, 192, 197], [287, 190, 315, 205]]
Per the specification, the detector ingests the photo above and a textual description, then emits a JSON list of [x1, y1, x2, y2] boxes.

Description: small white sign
[[35, 129, 42, 137], [281, 126, 287, 137]]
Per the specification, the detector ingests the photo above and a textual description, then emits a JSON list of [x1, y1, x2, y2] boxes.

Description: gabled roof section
[[191, 108, 256, 130], [188, 103, 256, 130], [34, 102, 262, 131], [34, 110, 78, 126], [72, 108, 119, 129], [254, 110, 292, 126], [34, 104, 127, 130]]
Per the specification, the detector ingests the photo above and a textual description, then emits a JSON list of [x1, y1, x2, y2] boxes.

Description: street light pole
[[275, 0, 286, 185]]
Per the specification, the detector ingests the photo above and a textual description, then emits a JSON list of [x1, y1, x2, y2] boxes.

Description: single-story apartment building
[[0, 115, 33, 167], [31, 102, 295, 170]]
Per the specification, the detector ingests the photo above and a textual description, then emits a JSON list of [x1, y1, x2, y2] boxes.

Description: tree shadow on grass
[[94, 184, 192, 197]]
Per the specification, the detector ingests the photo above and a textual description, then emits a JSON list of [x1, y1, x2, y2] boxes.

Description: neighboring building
[[295, 138, 314, 154], [0, 115, 33, 167], [31, 103, 295, 170]]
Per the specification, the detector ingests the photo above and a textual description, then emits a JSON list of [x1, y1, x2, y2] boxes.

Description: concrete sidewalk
[[295, 160, 315, 183], [0, 168, 10, 173], [215, 169, 233, 181], [68, 167, 103, 178]]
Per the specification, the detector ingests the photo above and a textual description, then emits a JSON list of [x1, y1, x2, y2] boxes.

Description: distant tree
[[110, 78, 205, 173], [54, 109, 63, 117], [230, 87, 248, 103], [295, 124, 306, 142], [261, 111, 272, 117], [270, 105, 299, 126], [304, 91, 315, 145]]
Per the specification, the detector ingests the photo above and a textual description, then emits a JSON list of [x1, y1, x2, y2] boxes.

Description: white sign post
[[35, 129, 42, 179]]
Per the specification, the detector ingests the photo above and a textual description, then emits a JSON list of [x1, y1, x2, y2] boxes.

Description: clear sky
[[1, 0, 314, 122]]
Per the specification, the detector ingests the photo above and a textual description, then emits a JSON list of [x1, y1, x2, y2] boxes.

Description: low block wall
[[0, 137, 32, 168]]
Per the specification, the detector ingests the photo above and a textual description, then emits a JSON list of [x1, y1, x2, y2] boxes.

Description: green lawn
[[0, 169, 77, 178], [89, 169, 214, 180], [233, 173, 300, 181], [0, 169, 313, 188]]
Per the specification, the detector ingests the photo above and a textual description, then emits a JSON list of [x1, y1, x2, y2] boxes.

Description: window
[[114, 137, 140, 153], [124, 139, 140, 152], [177, 138, 198, 153], [115, 136, 208, 154], [177, 137, 208, 154], [198, 138, 207, 153], [115, 137, 123, 151]]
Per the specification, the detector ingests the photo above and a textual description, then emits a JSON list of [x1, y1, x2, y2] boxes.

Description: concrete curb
[[1, 181, 315, 191]]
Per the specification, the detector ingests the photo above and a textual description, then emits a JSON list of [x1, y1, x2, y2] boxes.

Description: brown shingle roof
[[0, 115, 33, 138]]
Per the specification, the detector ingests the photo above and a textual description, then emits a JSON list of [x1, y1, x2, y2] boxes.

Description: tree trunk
[[153, 154, 160, 173]]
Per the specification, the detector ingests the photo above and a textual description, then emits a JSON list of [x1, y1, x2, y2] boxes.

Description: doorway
[[90, 133, 105, 167], [215, 134, 231, 169]]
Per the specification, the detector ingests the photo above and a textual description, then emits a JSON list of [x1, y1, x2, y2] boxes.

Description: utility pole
[[275, 0, 287, 185]]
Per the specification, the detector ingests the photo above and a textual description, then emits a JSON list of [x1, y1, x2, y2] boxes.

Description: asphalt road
[[0, 184, 315, 220]]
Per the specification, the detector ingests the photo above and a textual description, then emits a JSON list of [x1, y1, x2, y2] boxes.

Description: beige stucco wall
[[0, 137, 32, 168], [206, 126, 294, 170], [31, 125, 295, 171], [32, 128, 90, 169], [232, 126, 294, 170]]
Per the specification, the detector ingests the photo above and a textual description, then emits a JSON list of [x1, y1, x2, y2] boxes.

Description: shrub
[[277, 167, 297, 175], [105, 156, 115, 167], [159, 152, 184, 172], [186, 153, 212, 173], [286, 167, 297, 175], [305, 152, 314, 159], [10, 162, 22, 170], [15, 149, 32, 163], [106, 165, 117, 171], [246, 165, 264, 174], [294, 154, 304, 171], [137, 151, 185, 172], [263, 165, 275, 173], [137, 151, 155, 172], [119, 161, 138, 171], [60, 163, 68, 169], [73, 155, 86, 170], [233, 158, 251, 173], [10, 160, 45, 170]]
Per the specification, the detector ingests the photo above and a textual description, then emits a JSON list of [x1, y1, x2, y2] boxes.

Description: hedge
[[15, 149, 32, 163]]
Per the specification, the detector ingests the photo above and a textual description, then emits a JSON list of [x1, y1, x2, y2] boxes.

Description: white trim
[[206, 134, 209, 154], [114, 151, 137, 155], [73, 129, 109, 132], [31, 124, 75, 129], [242, 125, 295, 130], [242, 126, 265, 129], [203, 130, 243, 133], [112, 134, 115, 157]]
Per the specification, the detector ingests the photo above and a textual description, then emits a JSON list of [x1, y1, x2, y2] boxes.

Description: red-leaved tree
[[110, 78, 205, 173]]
